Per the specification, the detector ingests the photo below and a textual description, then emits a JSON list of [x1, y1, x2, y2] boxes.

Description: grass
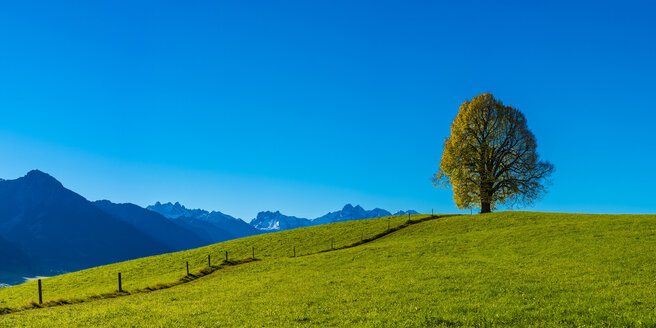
[[0, 213, 419, 310], [1, 212, 656, 327]]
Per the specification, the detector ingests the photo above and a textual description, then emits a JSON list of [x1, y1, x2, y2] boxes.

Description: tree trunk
[[480, 201, 491, 213], [479, 181, 493, 213]]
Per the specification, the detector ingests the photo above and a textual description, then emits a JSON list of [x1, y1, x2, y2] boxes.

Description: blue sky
[[0, 0, 654, 220]]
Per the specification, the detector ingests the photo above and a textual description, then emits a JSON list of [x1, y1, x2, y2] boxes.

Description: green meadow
[[0, 214, 416, 310], [1, 212, 656, 327]]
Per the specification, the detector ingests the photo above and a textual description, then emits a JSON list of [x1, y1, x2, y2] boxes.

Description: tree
[[433, 93, 554, 213]]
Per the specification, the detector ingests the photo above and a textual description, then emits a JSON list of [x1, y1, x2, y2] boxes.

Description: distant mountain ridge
[[0, 170, 171, 283], [169, 217, 235, 244], [393, 210, 420, 216], [93, 200, 209, 251], [312, 204, 391, 226], [146, 202, 419, 233], [251, 211, 312, 231], [0, 170, 419, 286], [246, 204, 418, 232], [147, 202, 259, 238], [146, 201, 207, 219]]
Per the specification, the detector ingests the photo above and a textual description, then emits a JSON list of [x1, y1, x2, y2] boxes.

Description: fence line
[[1, 214, 449, 316]]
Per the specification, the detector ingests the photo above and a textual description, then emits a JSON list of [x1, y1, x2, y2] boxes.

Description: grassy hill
[[0, 214, 417, 310], [1, 212, 655, 327]]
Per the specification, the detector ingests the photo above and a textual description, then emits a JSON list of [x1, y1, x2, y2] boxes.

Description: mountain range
[[0, 171, 170, 283], [250, 211, 312, 231], [249, 204, 419, 232], [147, 201, 259, 238], [0, 170, 417, 286]]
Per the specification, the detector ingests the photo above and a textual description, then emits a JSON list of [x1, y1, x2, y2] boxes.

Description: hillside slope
[[2, 212, 656, 327], [0, 213, 415, 309]]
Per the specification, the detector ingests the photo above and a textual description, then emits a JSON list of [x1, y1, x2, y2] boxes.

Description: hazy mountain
[[147, 202, 259, 238], [250, 211, 312, 232], [197, 211, 260, 237], [169, 217, 235, 244], [393, 210, 420, 215], [0, 170, 170, 274], [312, 204, 392, 226], [0, 236, 31, 272], [146, 201, 207, 219], [93, 200, 209, 251], [0, 236, 32, 286]]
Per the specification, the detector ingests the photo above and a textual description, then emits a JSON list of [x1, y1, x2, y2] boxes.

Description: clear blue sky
[[0, 1, 654, 220]]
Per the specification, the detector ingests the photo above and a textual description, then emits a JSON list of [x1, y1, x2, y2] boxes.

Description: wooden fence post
[[118, 272, 123, 292], [186, 261, 189, 276], [293, 246, 296, 257], [208, 254, 211, 267], [252, 247, 255, 259], [38, 279, 42, 304], [225, 251, 228, 261]]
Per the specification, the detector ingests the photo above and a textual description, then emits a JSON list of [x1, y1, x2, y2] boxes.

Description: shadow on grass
[[306, 214, 455, 256]]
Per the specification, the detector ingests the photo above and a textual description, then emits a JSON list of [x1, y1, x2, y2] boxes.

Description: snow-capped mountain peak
[[250, 211, 311, 232], [149, 201, 418, 235]]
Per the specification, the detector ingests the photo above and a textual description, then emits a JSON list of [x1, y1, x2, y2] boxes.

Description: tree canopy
[[433, 93, 554, 213]]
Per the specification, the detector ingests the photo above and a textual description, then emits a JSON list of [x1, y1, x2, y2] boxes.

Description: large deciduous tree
[[433, 93, 554, 213]]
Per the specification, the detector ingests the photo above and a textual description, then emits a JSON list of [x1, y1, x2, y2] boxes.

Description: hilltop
[[1, 211, 655, 326]]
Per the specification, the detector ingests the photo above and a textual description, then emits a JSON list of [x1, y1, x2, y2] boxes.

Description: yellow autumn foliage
[[433, 93, 553, 213]]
